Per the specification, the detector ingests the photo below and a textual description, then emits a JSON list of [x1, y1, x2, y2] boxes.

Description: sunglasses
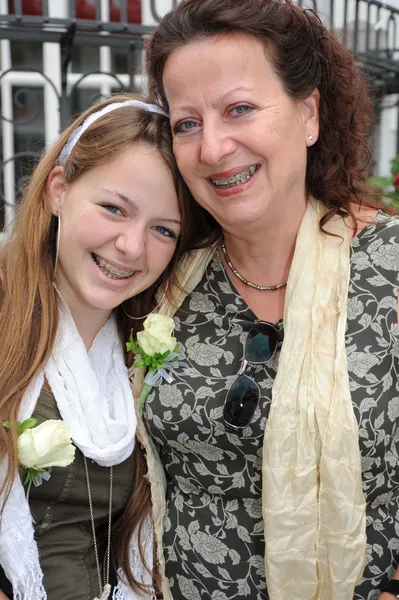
[[223, 321, 283, 431]]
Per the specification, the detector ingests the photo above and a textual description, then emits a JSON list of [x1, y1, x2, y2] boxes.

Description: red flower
[[394, 174, 399, 190]]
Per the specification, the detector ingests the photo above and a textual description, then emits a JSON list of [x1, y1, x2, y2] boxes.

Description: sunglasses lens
[[224, 374, 260, 429], [245, 322, 279, 363]]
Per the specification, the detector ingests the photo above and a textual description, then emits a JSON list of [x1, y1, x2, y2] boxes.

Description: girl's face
[[48, 142, 181, 323]]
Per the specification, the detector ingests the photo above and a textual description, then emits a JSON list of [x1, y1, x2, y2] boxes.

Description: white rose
[[137, 314, 177, 356], [18, 419, 76, 469]]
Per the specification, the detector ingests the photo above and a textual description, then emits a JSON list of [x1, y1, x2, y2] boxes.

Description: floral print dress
[[144, 214, 399, 600]]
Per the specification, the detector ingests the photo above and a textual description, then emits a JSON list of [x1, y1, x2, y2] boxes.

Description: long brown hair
[[146, 0, 392, 239], [0, 93, 203, 595]]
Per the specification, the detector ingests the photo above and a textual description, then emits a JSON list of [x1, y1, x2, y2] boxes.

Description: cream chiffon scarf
[[263, 200, 366, 599], [133, 200, 367, 600]]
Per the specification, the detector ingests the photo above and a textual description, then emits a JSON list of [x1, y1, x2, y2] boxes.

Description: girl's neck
[[68, 306, 111, 350], [55, 286, 111, 350]]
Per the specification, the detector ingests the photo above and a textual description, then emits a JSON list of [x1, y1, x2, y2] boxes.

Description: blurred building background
[[0, 0, 398, 237]]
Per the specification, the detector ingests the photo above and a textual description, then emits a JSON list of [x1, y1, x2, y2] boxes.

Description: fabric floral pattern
[[144, 213, 399, 600]]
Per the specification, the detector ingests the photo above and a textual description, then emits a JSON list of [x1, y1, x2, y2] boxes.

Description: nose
[[200, 121, 236, 166], [114, 223, 146, 262]]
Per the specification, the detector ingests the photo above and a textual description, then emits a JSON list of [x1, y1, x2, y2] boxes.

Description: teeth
[[92, 254, 134, 279], [212, 165, 257, 188]]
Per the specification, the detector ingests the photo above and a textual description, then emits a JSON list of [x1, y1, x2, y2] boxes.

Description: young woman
[[130, 1, 399, 600], [0, 93, 203, 600]]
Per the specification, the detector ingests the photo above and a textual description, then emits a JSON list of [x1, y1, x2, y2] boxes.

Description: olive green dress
[[0, 389, 136, 600]]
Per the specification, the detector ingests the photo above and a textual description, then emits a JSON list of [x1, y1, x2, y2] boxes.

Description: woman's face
[[163, 33, 319, 235], [48, 142, 181, 322]]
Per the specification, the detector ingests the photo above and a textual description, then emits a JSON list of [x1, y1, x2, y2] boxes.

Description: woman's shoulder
[[351, 210, 399, 288], [354, 210, 399, 245]]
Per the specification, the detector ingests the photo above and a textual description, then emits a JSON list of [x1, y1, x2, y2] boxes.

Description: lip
[[207, 164, 258, 180], [207, 164, 260, 197]]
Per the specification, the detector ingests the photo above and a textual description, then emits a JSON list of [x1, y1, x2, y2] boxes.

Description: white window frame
[[0, 0, 144, 240]]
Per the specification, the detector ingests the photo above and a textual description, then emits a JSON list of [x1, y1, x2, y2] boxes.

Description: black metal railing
[[0, 0, 398, 231], [1, 0, 398, 104]]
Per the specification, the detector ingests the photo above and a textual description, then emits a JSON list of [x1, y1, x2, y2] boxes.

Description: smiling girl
[[0, 94, 203, 600]]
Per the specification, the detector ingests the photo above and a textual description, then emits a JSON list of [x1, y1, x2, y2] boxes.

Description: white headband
[[59, 100, 169, 167]]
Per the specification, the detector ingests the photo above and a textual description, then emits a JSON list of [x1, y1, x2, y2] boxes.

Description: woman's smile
[[208, 164, 259, 189], [52, 142, 180, 318], [164, 33, 313, 233]]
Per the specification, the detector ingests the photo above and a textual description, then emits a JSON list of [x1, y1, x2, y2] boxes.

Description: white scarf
[[0, 304, 154, 600]]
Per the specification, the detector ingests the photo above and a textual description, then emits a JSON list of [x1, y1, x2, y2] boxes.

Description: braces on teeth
[[92, 254, 134, 279], [212, 165, 256, 188]]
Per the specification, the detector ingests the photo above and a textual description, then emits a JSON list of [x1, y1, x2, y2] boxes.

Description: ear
[[299, 88, 320, 145], [47, 166, 67, 216]]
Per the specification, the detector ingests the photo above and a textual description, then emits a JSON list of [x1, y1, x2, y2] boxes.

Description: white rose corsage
[[3, 418, 76, 488], [126, 314, 187, 406]]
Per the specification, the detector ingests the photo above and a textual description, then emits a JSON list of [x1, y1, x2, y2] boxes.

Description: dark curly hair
[[146, 0, 388, 238]]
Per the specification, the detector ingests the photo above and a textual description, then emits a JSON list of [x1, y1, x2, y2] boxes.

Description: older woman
[[131, 1, 399, 599]]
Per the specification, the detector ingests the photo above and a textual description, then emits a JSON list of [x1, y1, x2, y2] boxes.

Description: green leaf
[[133, 358, 145, 368], [3, 420, 22, 434], [23, 468, 32, 485], [20, 418, 38, 433], [139, 383, 153, 406], [126, 330, 138, 353], [391, 154, 399, 178], [22, 466, 46, 486]]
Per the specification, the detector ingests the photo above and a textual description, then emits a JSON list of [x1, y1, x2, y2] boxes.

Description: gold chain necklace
[[220, 242, 288, 291], [83, 456, 113, 600]]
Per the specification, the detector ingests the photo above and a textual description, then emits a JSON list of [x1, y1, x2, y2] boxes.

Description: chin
[[224, 213, 264, 231], [84, 292, 126, 313]]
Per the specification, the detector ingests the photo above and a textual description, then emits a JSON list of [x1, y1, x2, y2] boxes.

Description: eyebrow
[[219, 86, 255, 103], [171, 87, 255, 115], [100, 188, 181, 225]]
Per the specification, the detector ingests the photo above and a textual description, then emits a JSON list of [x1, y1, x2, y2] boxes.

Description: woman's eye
[[152, 225, 178, 239], [103, 204, 123, 215], [174, 120, 198, 134], [230, 105, 252, 117]]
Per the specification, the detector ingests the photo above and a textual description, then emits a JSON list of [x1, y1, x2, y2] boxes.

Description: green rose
[[137, 314, 177, 356], [126, 314, 180, 406], [137, 315, 176, 356], [18, 419, 76, 469]]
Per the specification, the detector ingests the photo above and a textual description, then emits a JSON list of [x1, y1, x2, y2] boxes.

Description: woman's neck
[[222, 201, 306, 285]]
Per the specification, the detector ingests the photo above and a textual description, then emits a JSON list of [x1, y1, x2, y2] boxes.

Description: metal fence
[[0, 0, 398, 235]]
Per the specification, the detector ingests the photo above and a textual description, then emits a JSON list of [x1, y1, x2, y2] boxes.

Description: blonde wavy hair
[[0, 92, 202, 595]]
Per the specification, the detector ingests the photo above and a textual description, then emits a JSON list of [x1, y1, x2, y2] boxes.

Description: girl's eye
[[152, 225, 178, 239], [230, 105, 252, 117], [103, 204, 123, 215], [173, 120, 198, 134]]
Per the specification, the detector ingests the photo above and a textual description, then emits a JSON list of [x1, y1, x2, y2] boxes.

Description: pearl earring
[[308, 135, 313, 140]]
